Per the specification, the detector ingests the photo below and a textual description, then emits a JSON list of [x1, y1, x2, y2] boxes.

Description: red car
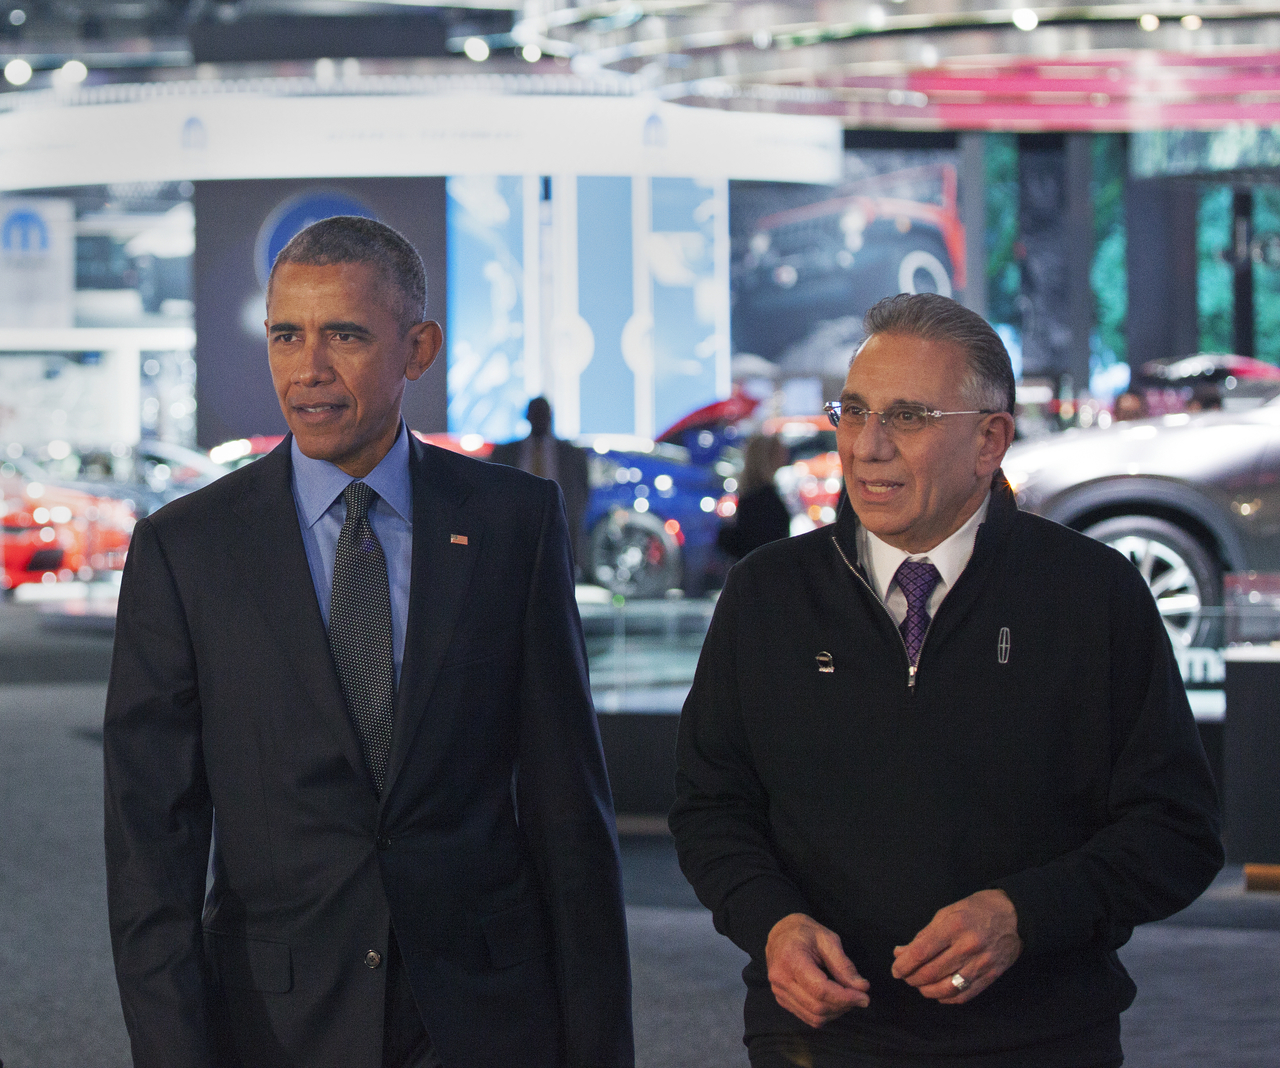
[[1, 470, 133, 591]]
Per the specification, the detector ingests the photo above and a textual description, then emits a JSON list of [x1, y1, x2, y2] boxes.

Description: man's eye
[[334, 333, 356, 342], [891, 408, 924, 426], [844, 407, 869, 421]]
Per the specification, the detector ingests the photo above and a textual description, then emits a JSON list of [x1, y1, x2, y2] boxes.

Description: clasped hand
[[765, 890, 1023, 1026]]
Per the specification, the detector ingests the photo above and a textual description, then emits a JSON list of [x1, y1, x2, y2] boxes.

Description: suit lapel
[[382, 437, 480, 797], [228, 439, 373, 791]]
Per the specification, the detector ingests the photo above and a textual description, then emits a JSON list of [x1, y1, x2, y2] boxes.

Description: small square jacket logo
[[815, 651, 834, 674], [450, 534, 468, 545]]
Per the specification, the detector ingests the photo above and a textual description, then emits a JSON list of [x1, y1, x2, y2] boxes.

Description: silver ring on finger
[[950, 973, 970, 992]]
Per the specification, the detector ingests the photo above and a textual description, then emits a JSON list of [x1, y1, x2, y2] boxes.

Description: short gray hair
[[861, 293, 1015, 415], [268, 215, 426, 330]]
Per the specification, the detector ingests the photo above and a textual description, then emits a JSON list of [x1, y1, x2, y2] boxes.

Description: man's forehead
[[844, 332, 966, 394], [267, 260, 391, 316]]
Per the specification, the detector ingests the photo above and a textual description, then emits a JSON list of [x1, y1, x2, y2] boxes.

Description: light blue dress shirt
[[290, 424, 413, 687]]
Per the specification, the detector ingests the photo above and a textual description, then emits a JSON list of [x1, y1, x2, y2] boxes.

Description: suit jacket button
[[365, 950, 382, 969], [376, 835, 392, 850]]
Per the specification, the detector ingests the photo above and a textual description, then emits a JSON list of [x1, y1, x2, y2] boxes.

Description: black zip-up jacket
[[670, 475, 1223, 1065]]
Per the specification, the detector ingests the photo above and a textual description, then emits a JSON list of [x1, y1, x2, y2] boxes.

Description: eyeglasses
[[824, 401, 997, 433]]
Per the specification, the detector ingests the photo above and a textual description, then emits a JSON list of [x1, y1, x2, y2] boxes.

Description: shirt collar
[[862, 492, 991, 603], [291, 422, 413, 529]]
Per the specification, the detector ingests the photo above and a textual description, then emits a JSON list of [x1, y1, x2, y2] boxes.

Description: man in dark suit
[[489, 397, 590, 570], [104, 216, 633, 1068]]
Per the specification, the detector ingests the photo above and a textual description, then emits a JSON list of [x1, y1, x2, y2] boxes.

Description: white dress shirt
[[857, 493, 991, 626]]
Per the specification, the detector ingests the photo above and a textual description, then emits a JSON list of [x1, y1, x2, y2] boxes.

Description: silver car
[[1004, 399, 1280, 648]]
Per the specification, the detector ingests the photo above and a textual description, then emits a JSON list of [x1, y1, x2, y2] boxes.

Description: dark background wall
[[193, 177, 448, 448]]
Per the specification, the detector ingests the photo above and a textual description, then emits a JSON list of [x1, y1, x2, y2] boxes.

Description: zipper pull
[[908, 662, 917, 689]]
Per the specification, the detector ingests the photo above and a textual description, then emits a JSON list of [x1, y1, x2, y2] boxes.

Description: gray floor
[[2, 601, 1279, 1066]]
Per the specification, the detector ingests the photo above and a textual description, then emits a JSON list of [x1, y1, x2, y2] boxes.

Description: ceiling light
[[1139, 13, 1160, 30], [1011, 8, 1039, 31], [522, 43, 542, 62], [752, 28, 772, 49], [3, 58, 32, 85], [59, 59, 88, 84], [463, 37, 490, 62], [1181, 14, 1203, 29], [7, 8, 25, 26]]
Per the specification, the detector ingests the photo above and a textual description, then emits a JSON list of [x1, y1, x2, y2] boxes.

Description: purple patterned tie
[[895, 559, 941, 666]]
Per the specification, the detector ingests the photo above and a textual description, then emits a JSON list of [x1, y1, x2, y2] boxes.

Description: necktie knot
[[343, 480, 376, 523], [894, 559, 941, 667]]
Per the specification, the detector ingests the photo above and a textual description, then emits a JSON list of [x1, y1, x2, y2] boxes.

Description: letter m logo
[[2, 209, 49, 252]]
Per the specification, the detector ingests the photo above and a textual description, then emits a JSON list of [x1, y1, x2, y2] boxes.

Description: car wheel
[[1083, 515, 1223, 648], [897, 247, 952, 297], [587, 508, 682, 599]]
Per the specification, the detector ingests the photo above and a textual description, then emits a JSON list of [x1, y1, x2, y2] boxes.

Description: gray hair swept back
[[860, 293, 1015, 415]]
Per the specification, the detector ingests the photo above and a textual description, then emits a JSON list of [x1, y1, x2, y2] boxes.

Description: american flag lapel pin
[[450, 534, 468, 545]]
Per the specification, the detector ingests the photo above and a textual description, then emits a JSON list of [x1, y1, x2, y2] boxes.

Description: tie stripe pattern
[[894, 559, 941, 667], [328, 480, 396, 794]]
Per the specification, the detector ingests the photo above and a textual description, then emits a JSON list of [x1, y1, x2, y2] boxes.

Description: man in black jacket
[[670, 293, 1222, 1068]]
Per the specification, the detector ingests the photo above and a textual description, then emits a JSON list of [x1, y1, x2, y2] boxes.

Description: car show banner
[[0, 198, 75, 329]]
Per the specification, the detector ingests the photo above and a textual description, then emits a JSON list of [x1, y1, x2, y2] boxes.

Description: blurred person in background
[[718, 434, 792, 560], [1185, 383, 1223, 412], [104, 216, 632, 1068], [1113, 389, 1149, 421], [671, 293, 1222, 1068], [490, 396, 589, 569]]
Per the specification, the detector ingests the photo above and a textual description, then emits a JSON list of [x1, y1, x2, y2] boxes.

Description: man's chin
[[289, 429, 350, 465]]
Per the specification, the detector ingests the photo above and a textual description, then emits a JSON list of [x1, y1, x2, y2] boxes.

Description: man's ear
[[976, 412, 1016, 478], [405, 321, 444, 381]]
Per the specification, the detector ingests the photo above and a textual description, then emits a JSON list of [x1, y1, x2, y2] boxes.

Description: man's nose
[[851, 414, 896, 460], [292, 336, 333, 385]]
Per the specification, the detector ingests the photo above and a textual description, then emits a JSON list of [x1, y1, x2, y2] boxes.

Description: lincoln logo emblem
[[816, 651, 834, 674], [997, 627, 1011, 664]]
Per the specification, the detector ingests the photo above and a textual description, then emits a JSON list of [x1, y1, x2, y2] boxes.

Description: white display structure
[[0, 93, 842, 191]]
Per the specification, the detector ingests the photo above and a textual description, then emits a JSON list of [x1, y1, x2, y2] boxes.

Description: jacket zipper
[[832, 535, 933, 692]]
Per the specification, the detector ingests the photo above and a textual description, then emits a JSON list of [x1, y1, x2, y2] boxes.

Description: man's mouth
[[858, 479, 903, 497], [293, 402, 345, 414]]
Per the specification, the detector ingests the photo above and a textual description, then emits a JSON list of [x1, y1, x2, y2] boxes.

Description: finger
[[813, 931, 871, 993], [917, 967, 993, 1004], [772, 973, 865, 1025], [890, 922, 955, 980]]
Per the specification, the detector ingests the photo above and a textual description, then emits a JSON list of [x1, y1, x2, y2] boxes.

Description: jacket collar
[[380, 433, 479, 805], [831, 469, 1018, 576]]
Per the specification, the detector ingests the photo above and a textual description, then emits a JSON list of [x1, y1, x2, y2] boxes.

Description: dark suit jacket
[[104, 435, 633, 1068], [488, 436, 589, 567]]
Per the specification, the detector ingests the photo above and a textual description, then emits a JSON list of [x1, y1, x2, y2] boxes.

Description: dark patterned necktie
[[895, 559, 941, 666], [328, 480, 395, 794]]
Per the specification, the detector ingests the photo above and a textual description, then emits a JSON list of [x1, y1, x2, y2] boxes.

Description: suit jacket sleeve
[[103, 517, 217, 1068], [993, 556, 1224, 957], [668, 570, 814, 963], [514, 480, 635, 1068]]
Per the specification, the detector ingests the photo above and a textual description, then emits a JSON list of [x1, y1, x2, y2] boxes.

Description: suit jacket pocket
[[205, 930, 293, 994], [479, 900, 550, 970]]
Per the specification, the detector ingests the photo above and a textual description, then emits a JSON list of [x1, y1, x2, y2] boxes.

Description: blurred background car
[[1, 465, 133, 591], [734, 163, 965, 362], [1004, 386, 1280, 648], [5, 438, 227, 518]]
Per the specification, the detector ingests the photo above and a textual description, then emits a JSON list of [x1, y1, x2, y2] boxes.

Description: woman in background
[[718, 434, 792, 561]]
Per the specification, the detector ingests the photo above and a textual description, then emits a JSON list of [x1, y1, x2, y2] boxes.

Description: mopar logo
[[254, 191, 376, 288], [2, 209, 49, 252]]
